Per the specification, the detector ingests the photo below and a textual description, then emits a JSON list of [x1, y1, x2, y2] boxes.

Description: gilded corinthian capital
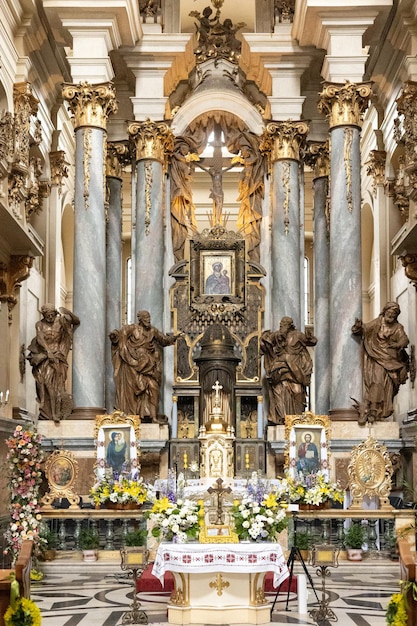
[[106, 141, 132, 178], [62, 82, 118, 130], [305, 141, 330, 179], [127, 119, 174, 164], [263, 120, 309, 162], [318, 81, 372, 129]]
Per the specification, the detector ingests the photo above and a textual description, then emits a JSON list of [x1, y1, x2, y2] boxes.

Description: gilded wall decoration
[[348, 435, 393, 510], [343, 127, 353, 212]]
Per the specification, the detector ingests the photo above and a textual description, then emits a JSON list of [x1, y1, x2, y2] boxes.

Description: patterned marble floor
[[33, 559, 400, 625]]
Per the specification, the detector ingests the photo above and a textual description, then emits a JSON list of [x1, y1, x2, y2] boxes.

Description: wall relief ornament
[[396, 81, 417, 178], [400, 253, 417, 288], [50, 150, 69, 195], [348, 435, 393, 510], [0, 255, 33, 317], [366, 150, 386, 198]]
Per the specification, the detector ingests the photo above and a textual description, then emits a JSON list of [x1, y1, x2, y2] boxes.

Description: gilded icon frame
[[95, 410, 141, 479], [41, 449, 80, 509], [285, 412, 331, 479]]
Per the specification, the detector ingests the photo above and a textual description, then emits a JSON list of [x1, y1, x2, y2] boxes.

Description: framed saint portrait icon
[[202, 252, 234, 296], [285, 412, 331, 480], [95, 410, 141, 479]]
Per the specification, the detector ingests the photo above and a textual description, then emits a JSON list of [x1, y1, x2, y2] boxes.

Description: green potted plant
[[78, 528, 100, 562], [344, 523, 365, 561], [124, 528, 147, 547], [294, 531, 311, 560], [40, 529, 58, 561]]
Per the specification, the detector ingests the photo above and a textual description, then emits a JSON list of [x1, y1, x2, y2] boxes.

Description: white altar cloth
[[152, 542, 289, 624], [152, 541, 289, 588]]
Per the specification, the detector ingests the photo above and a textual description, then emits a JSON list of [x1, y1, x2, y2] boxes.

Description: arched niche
[[171, 89, 264, 137]]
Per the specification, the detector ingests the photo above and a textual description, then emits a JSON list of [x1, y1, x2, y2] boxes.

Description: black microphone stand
[[270, 512, 319, 616]]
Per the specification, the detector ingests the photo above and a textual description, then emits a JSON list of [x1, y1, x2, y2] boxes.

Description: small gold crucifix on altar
[[207, 477, 232, 525]]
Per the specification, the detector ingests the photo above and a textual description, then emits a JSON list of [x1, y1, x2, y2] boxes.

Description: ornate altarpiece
[[169, 227, 265, 476]]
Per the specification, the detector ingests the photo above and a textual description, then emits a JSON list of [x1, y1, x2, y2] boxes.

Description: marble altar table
[[152, 541, 289, 625]]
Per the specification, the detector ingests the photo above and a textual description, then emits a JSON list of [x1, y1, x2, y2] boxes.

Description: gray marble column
[[105, 176, 122, 411], [62, 82, 117, 419], [128, 120, 173, 330], [307, 141, 331, 414], [318, 82, 372, 419], [105, 141, 131, 411], [265, 120, 309, 330]]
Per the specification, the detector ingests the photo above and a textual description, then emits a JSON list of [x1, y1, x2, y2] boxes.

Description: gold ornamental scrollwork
[[282, 161, 290, 234], [343, 127, 353, 212], [127, 118, 174, 165], [209, 573, 230, 596], [144, 161, 153, 234], [49, 151, 69, 195], [62, 82, 118, 130], [366, 150, 386, 198], [318, 81, 372, 129], [83, 129, 92, 210], [348, 435, 393, 511]]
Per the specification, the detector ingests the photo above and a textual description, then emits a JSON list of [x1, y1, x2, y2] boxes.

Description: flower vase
[[298, 501, 331, 511], [105, 502, 141, 511]]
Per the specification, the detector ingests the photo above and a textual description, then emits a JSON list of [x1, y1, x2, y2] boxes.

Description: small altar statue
[[199, 380, 235, 480]]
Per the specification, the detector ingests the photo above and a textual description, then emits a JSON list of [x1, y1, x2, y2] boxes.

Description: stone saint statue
[[27, 304, 80, 422], [352, 302, 409, 422], [260, 316, 317, 424], [110, 310, 181, 422]]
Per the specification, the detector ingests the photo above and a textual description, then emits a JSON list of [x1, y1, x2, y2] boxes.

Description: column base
[[70, 406, 106, 420], [328, 408, 358, 421]]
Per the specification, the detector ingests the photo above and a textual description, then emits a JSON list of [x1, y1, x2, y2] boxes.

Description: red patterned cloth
[[152, 541, 289, 588]]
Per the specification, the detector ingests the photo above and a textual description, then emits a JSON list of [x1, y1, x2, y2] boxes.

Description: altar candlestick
[[183, 452, 188, 469], [0, 392, 3, 404], [5, 389, 9, 403]]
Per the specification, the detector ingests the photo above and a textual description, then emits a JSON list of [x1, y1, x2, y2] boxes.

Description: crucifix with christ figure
[[207, 477, 232, 525]]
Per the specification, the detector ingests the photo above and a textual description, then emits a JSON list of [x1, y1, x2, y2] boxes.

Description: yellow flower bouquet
[[4, 597, 42, 626], [90, 475, 148, 508]]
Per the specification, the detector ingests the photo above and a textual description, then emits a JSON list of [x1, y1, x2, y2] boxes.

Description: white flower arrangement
[[147, 496, 201, 543], [231, 493, 287, 542], [278, 471, 345, 506]]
